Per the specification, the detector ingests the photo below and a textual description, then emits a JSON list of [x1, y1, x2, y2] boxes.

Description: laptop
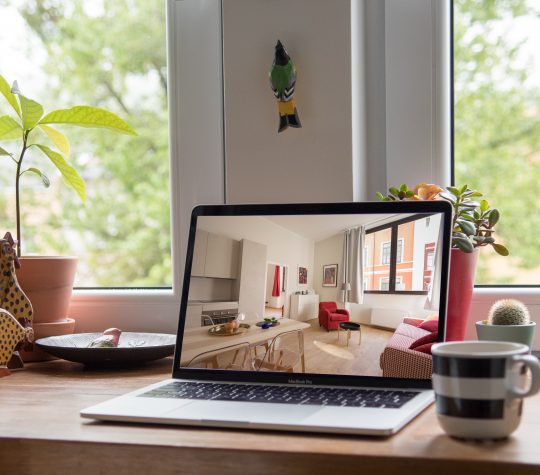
[[81, 201, 452, 435]]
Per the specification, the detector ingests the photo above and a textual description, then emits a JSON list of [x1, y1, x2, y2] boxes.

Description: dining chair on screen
[[187, 342, 253, 370], [254, 329, 305, 373]]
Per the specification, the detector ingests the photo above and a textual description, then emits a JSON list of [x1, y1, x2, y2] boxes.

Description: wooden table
[[2, 359, 540, 474], [180, 318, 310, 366]]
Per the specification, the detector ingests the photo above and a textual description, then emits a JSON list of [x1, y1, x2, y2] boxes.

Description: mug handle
[[507, 355, 540, 398]]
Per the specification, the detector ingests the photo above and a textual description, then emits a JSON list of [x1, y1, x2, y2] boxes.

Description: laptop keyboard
[[140, 382, 419, 409]]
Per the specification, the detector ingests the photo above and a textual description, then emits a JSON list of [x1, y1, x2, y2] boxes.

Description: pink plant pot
[[446, 248, 479, 341], [16, 256, 78, 324]]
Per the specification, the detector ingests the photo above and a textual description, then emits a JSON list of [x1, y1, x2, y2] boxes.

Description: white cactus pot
[[476, 321, 536, 352]]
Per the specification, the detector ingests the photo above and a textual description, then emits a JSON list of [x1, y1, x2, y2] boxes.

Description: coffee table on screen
[[338, 322, 361, 346]]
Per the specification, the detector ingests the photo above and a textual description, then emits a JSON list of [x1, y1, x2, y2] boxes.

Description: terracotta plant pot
[[446, 248, 479, 341], [16, 256, 78, 324]]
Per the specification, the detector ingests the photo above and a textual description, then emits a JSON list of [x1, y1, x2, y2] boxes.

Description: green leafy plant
[[0, 75, 136, 256], [377, 183, 509, 256]]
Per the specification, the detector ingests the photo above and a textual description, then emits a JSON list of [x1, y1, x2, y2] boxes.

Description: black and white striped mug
[[432, 341, 540, 439]]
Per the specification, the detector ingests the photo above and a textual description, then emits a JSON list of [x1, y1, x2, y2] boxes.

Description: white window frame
[[68, 0, 225, 333], [379, 238, 403, 266], [380, 241, 391, 265], [379, 275, 403, 292], [68, 0, 540, 340], [396, 238, 404, 264], [363, 245, 369, 266], [383, 0, 540, 347]]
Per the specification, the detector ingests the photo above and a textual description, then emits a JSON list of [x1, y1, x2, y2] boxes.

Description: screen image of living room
[[182, 213, 443, 379]]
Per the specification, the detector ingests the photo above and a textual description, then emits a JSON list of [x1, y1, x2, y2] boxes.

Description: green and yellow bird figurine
[[269, 40, 301, 133]]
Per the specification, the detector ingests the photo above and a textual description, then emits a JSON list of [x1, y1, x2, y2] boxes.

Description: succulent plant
[[488, 299, 531, 326], [376, 183, 509, 256]]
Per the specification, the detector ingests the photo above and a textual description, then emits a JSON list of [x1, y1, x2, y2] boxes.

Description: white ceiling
[[264, 214, 413, 242]]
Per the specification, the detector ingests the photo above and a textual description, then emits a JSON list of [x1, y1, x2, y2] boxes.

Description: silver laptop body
[[82, 201, 452, 435]]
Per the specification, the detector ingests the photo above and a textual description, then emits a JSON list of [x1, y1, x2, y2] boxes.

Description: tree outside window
[[454, 0, 540, 285], [0, 0, 171, 287]]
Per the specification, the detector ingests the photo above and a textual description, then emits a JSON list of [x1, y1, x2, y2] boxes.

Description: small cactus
[[488, 299, 531, 326]]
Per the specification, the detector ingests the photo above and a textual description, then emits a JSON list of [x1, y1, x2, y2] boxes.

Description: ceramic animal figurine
[[269, 40, 301, 133], [0, 232, 34, 376], [0, 311, 33, 377]]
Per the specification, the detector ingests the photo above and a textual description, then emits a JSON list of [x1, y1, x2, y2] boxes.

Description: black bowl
[[35, 332, 176, 365]]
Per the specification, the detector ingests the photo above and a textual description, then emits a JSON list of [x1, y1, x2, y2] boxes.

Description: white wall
[[384, 0, 451, 188], [222, 0, 356, 203], [188, 277, 234, 302], [198, 216, 315, 316], [237, 238, 267, 318], [74, 1, 536, 345], [350, 294, 433, 325], [75, 1, 457, 336], [314, 233, 344, 303]]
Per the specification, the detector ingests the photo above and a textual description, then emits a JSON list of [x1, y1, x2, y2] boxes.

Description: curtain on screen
[[341, 227, 365, 304]]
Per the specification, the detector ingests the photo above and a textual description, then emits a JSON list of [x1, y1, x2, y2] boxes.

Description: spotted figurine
[[0, 232, 33, 376]]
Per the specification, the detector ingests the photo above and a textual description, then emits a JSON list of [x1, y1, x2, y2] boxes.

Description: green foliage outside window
[[454, 0, 540, 284], [0, 0, 171, 287]]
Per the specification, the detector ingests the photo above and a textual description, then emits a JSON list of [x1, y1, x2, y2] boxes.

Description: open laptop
[[81, 201, 452, 435]]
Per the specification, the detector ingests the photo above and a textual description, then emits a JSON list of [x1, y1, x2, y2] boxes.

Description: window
[[397, 239, 403, 264], [454, 0, 540, 285], [381, 239, 403, 265], [0, 1, 171, 288], [363, 245, 369, 266], [424, 243, 436, 291], [363, 215, 438, 294], [381, 242, 391, 265], [380, 276, 402, 291], [363, 227, 390, 291]]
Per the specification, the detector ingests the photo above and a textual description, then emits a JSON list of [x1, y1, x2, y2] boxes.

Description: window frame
[[68, 0, 226, 333], [363, 214, 431, 296], [396, 238, 404, 264], [380, 241, 391, 266], [451, 0, 540, 291], [67, 0, 540, 337], [382, 0, 539, 339]]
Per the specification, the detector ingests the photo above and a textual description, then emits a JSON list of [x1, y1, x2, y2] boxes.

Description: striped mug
[[432, 341, 540, 439]]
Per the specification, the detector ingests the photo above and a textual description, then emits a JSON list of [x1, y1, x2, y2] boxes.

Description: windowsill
[[364, 291, 428, 296], [68, 288, 180, 334], [473, 286, 540, 304], [71, 288, 178, 303]]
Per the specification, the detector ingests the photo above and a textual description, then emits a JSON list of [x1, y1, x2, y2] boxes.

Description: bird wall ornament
[[269, 40, 302, 133], [0, 232, 33, 377]]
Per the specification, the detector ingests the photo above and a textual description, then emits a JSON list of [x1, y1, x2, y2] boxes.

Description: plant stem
[[15, 132, 28, 258]]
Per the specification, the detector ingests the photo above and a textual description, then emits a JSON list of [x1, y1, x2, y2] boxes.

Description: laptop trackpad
[[168, 401, 321, 424]]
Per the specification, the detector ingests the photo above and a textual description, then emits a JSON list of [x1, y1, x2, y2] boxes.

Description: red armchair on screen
[[318, 302, 349, 331]]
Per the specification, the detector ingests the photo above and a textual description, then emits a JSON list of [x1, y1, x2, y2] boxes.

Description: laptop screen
[[176, 202, 450, 383]]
